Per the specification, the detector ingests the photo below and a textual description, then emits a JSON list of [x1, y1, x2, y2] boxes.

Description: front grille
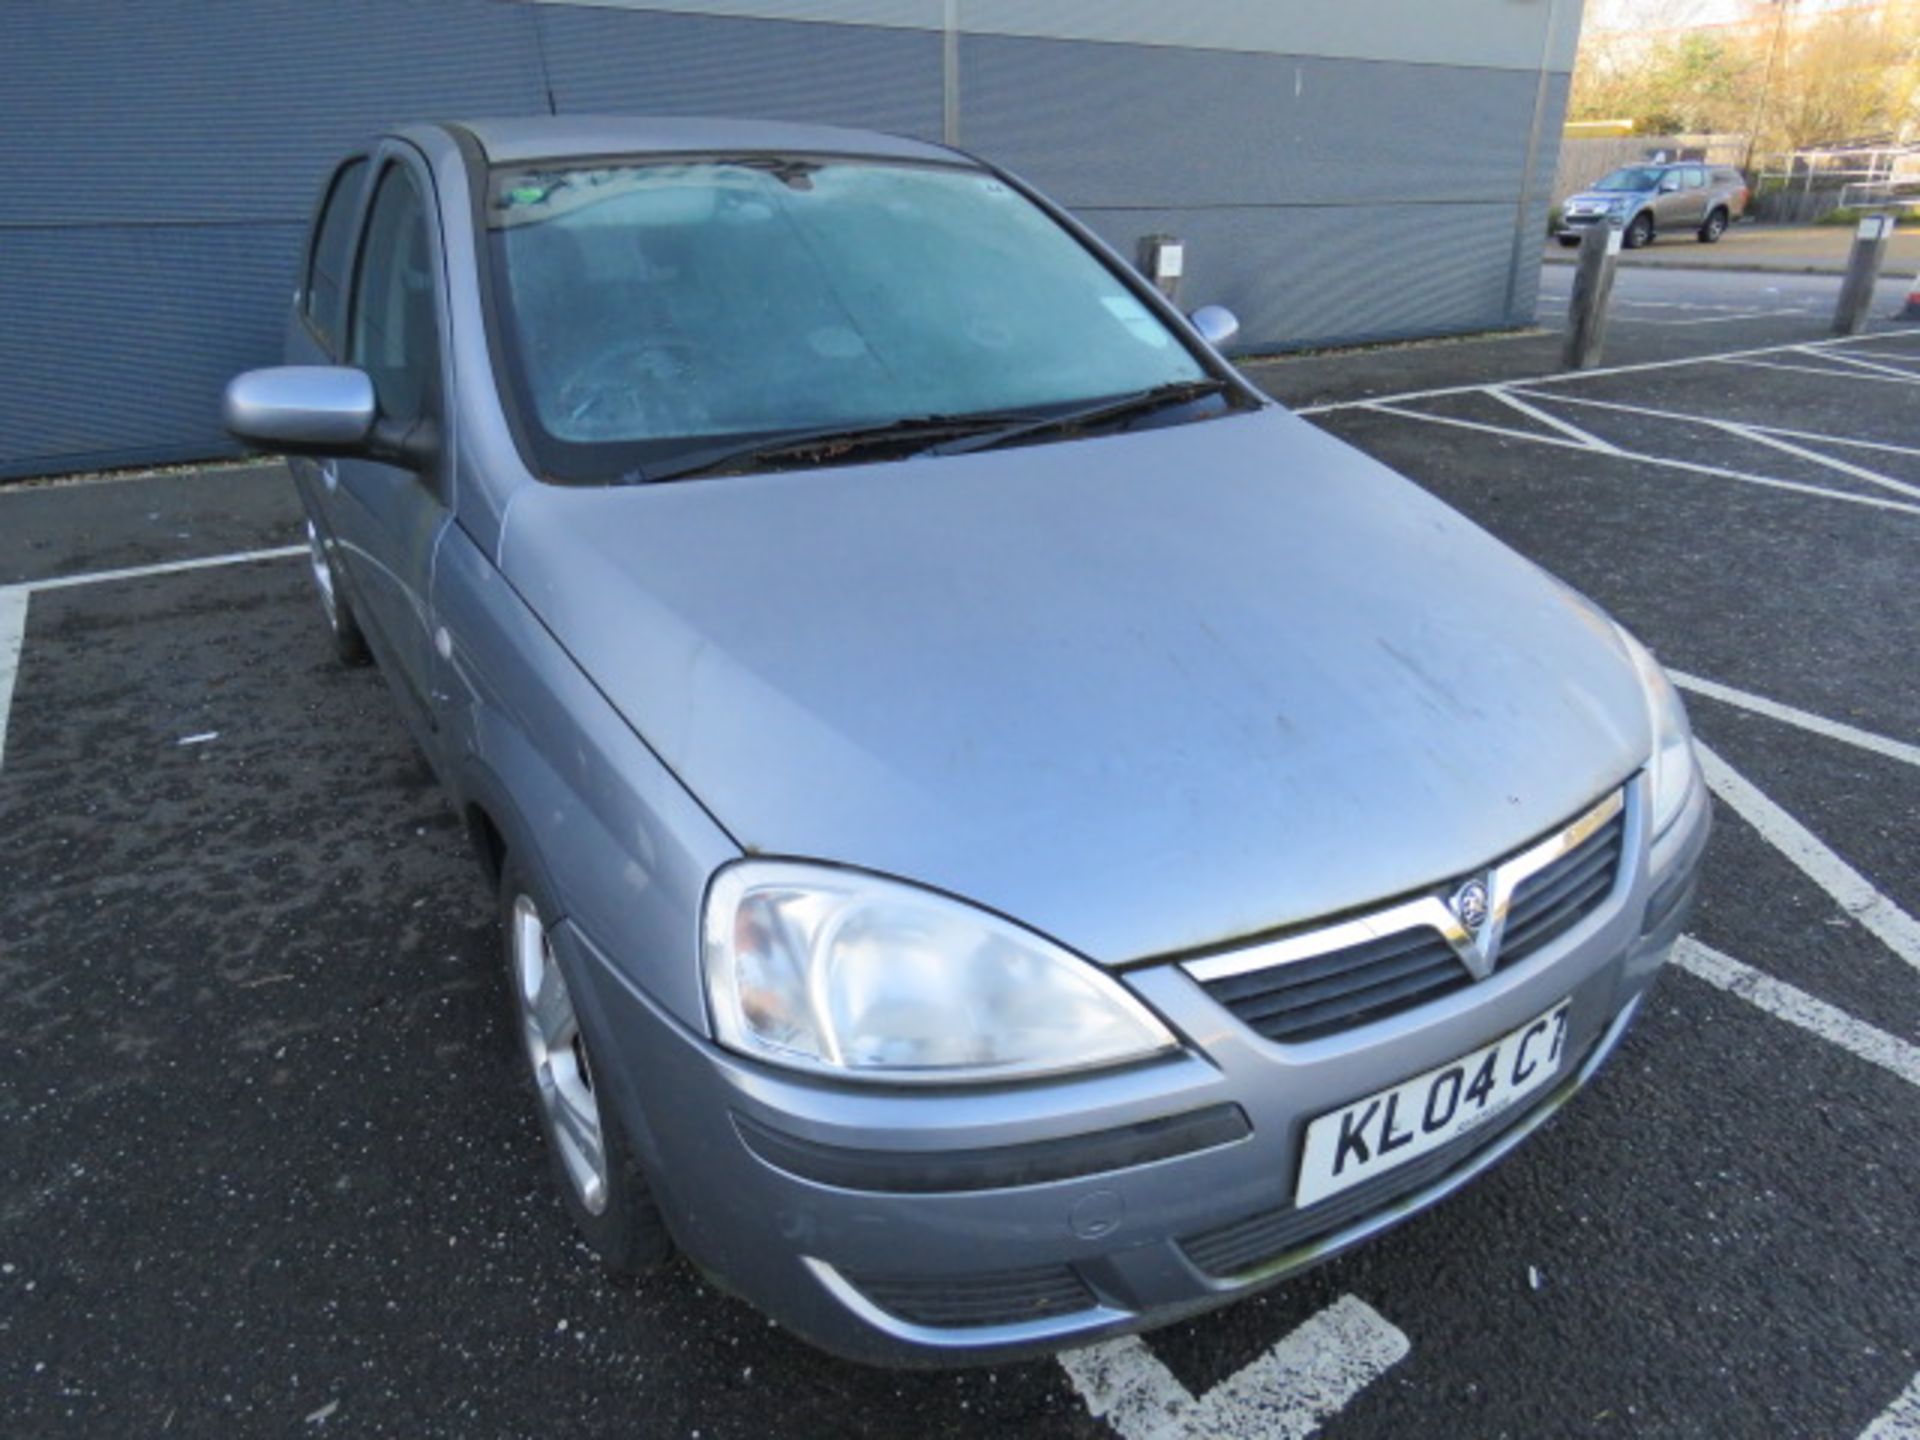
[[1179, 1031, 1599, 1279], [1196, 794, 1625, 1044], [1499, 806, 1626, 966], [843, 1263, 1096, 1329], [1201, 928, 1472, 1044]]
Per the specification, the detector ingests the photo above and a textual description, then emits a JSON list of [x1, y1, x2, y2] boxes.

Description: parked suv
[[1557, 162, 1748, 248]]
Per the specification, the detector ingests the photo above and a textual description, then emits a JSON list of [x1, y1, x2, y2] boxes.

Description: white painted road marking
[[1672, 672, 1920, 770], [1805, 348, 1920, 382], [1487, 387, 1621, 451], [9, 543, 305, 595], [1859, 1371, 1920, 1439], [0, 587, 27, 773], [1350, 402, 1920, 518], [1673, 938, 1920, 1090], [1294, 328, 1920, 417], [1058, 1295, 1408, 1440], [1695, 743, 1920, 975], [0, 545, 305, 774], [1714, 355, 1920, 387], [1500, 390, 1920, 461]]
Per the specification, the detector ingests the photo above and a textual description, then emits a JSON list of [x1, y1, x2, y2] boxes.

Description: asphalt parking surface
[[4, 290, 1918, 1437]]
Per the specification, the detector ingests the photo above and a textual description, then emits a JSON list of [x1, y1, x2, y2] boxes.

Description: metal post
[[1833, 215, 1895, 336], [1563, 222, 1620, 370]]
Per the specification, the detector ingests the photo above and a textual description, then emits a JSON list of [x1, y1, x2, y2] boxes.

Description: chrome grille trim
[[1183, 787, 1628, 988]]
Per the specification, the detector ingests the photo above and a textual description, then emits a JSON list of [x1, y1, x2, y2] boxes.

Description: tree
[[1569, 0, 1920, 148], [1760, 2, 1920, 150]]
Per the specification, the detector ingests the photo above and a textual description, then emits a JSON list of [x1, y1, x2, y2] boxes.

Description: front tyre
[[1624, 212, 1654, 249], [1697, 207, 1728, 243], [500, 857, 673, 1274]]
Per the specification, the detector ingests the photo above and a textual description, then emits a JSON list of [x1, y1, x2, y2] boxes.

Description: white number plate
[[1294, 1001, 1572, 1208]]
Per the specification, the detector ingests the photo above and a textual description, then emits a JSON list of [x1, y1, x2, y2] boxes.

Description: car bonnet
[[497, 406, 1649, 966]]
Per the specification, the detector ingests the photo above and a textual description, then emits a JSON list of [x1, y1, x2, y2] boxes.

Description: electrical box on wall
[[1136, 234, 1185, 301]]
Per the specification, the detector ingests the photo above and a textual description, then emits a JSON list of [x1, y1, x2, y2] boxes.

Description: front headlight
[[702, 861, 1179, 1083], [1616, 626, 1698, 839]]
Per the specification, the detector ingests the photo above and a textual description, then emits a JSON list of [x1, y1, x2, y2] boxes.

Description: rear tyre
[[1556, 236, 1581, 248], [499, 856, 674, 1274], [305, 518, 370, 666], [1697, 207, 1728, 243], [1624, 213, 1654, 249]]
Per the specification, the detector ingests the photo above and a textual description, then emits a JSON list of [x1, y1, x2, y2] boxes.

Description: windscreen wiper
[[640, 411, 1045, 484], [924, 378, 1233, 458]]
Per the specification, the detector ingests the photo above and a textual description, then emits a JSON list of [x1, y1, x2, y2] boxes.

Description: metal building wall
[[0, 0, 1577, 481]]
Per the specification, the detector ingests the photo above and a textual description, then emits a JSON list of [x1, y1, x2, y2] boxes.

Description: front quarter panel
[[430, 521, 740, 1032]]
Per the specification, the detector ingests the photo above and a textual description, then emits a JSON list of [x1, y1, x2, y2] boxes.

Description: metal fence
[[1751, 144, 1920, 222]]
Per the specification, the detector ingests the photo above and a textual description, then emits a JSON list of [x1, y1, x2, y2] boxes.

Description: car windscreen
[[485, 156, 1211, 483], [1592, 168, 1663, 193]]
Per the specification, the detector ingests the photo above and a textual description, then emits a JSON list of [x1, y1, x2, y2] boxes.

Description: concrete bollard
[[1833, 215, 1895, 335], [1562, 222, 1620, 370]]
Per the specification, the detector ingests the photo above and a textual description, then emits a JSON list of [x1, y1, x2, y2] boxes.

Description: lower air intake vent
[[843, 1263, 1096, 1328]]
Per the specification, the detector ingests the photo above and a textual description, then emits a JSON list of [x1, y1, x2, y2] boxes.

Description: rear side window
[[349, 165, 440, 426], [1712, 167, 1743, 187], [1684, 166, 1707, 188], [304, 159, 368, 350]]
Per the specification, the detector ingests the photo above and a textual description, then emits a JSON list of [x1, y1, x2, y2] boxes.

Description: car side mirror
[[224, 366, 377, 455], [1188, 305, 1240, 349]]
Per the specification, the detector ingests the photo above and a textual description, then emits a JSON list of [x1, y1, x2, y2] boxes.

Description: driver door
[[1652, 171, 1689, 228], [331, 151, 454, 753]]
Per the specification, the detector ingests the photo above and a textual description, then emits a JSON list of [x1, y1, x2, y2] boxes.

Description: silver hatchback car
[[225, 117, 1710, 1366]]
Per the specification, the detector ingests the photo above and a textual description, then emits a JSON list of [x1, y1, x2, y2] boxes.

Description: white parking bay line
[[1800, 348, 1920, 382], [1859, 1371, 1920, 1439], [17, 543, 306, 595], [1695, 744, 1920, 974], [1344, 404, 1920, 519], [0, 544, 307, 775], [1713, 356, 1920, 387], [1293, 329, 1920, 418], [1673, 938, 1920, 1090], [0, 587, 27, 772], [1059, 1294, 1409, 1440], [1673, 673, 1920, 770]]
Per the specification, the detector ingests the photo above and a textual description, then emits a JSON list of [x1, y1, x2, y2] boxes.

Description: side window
[[349, 166, 440, 426], [303, 159, 368, 351], [1685, 166, 1708, 189]]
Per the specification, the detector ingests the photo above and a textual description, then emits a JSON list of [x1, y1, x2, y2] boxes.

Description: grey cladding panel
[[0, 225, 304, 477], [1077, 204, 1520, 353], [0, 0, 548, 226], [961, 37, 1539, 210], [538, 8, 944, 139], [1510, 72, 1576, 323]]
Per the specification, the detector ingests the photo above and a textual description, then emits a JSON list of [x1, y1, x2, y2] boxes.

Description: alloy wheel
[[510, 894, 610, 1215]]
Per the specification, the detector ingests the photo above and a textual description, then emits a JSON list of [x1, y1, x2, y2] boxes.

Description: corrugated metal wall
[[0, 0, 1572, 481]]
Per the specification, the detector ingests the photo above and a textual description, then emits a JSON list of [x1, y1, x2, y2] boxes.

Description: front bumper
[[562, 775, 1709, 1366], [1557, 211, 1625, 238]]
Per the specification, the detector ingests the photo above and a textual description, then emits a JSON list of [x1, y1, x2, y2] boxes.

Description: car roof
[[438, 115, 964, 167]]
